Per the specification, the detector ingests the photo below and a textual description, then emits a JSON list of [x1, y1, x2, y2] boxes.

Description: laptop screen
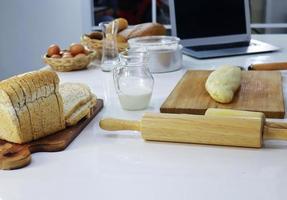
[[174, 0, 247, 39]]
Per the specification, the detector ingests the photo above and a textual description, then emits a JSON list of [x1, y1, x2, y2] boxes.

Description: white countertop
[[1, 34, 287, 200]]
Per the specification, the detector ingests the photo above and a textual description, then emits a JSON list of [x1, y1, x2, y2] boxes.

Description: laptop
[[169, 0, 279, 59]]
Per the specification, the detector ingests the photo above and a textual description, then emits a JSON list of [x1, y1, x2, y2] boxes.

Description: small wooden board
[[0, 99, 104, 170], [160, 71, 285, 118]]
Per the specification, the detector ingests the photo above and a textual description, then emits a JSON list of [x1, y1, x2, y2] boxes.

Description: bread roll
[[205, 66, 241, 103], [118, 22, 166, 40], [114, 18, 128, 32]]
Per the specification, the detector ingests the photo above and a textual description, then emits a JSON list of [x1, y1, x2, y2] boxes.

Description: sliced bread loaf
[[0, 70, 66, 143]]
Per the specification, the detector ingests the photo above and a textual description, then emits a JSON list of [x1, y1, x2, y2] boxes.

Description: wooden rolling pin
[[248, 62, 287, 71], [99, 108, 287, 148]]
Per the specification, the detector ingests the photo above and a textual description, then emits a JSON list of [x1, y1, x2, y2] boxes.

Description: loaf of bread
[[0, 71, 66, 144], [118, 22, 166, 40], [59, 83, 97, 126], [205, 66, 241, 103]]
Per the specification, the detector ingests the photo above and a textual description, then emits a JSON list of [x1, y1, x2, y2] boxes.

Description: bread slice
[[66, 95, 97, 126], [43, 70, 65, 131], [59, 83, 92, 119], [12, 77, 35, 142], [18, 73, 43, 140], [0, 79, 33, 143], [44, 71, 65, 130], [33, 71, 65, 138], [0, 89, 22, 143]]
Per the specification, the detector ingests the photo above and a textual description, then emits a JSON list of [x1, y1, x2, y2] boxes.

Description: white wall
[[265, 0, 287, 33], [0, 0, 92, 80], [266, 0, 287, 23]]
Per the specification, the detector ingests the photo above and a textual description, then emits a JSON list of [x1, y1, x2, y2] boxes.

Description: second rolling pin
[[99, 109, 287, 148], [248, 62, 287, 70]]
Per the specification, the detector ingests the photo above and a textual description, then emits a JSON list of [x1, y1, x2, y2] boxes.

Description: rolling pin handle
[[248, 62, 287, 71], [99, 118, 141, 131], [264, 122, 287, 140]]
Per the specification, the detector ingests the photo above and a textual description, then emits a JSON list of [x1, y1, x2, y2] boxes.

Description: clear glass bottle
[[99, 20, 119, 72], [113, 50, 154, 110]]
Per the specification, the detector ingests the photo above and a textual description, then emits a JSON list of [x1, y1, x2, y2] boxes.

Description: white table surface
[[1, 34, 287, 200]]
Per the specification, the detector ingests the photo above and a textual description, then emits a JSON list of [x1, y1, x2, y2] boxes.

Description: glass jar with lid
[[128, 36, 182, 73]]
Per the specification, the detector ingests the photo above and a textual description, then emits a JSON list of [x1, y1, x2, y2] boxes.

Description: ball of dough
[[205, 65, 241, 103]]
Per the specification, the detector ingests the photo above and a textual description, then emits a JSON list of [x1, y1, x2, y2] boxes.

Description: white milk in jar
[[118, 86, 152, 110]]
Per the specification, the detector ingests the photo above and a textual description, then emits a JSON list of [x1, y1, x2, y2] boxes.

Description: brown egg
[[69, 43, 85, 56], [75, 53, 86, 58], [47, 44, 60, 57], [84, 49, 90, 55], [62, 52, 73, 58], [51, 54, 61, 58]]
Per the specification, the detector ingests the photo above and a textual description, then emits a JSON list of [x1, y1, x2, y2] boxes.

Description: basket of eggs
[[43, 43, 97, 72]]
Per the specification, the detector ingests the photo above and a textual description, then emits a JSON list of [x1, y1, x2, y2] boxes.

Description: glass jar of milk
[[113, 50, 154, 110]]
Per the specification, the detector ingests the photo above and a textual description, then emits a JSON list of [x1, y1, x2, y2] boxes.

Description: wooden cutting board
[[0, 99, 103, 170], [160, 70, 285, 118]]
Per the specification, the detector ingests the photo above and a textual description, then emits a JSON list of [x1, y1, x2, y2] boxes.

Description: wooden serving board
[[160, 70, 285, 118], [0, 99, 103, 170]]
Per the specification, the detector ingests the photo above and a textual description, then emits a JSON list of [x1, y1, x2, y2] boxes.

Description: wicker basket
[[43, 51, 97, 72], [80, 35, 128, 60]]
